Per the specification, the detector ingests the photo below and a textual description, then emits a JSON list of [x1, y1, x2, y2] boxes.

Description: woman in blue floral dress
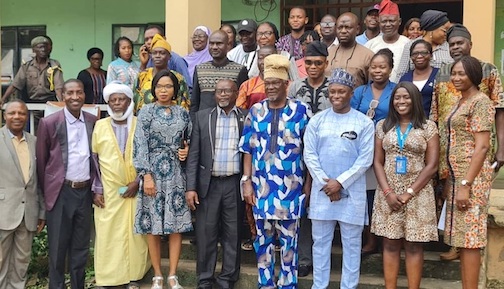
[[133, 69, 192, 289]]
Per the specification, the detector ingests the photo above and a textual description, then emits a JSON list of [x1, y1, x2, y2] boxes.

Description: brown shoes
[[440, 247, 460, 261]]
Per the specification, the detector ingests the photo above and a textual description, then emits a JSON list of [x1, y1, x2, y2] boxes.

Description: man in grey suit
[[185, 79, 247, 289], [0, 100, 45, 289]]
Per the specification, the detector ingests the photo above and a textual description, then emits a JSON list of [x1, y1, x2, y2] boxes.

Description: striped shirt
[[212, 107, 240, 176]]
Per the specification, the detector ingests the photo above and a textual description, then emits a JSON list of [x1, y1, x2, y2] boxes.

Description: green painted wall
[[1, 0, 165, 79], [221, 0, 280, 29], [0, 0, 279, 80]]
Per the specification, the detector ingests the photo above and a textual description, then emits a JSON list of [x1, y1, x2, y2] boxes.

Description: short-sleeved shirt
[[12, 58, 63, 102], [430, 61, 504, 178], [276, 34, 303, 60], [239, 99, 312, 220]]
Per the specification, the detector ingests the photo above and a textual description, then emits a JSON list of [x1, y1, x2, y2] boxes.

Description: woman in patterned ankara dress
[[133, 70, 192, 289], [371, 82, 439, 289], [441, 56, 495, 289]]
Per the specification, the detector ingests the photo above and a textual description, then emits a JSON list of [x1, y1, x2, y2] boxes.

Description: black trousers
[[46, 184, 92, 289], [195, 174, 243, 289]]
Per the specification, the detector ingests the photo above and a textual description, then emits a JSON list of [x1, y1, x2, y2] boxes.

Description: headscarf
[[184, 26, 213, 79], [329, 68, 355, 89], [151, 34, 172, 53], [420, 10, 449, 31], [87, 47, 104, 60], [379, 0, 400, 16], [264, 54, 290, 80], [103, 81, 134, 125], [447, 24, 471, 41]]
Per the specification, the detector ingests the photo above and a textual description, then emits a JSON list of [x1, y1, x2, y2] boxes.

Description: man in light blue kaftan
[[303, 69, 375, 289]]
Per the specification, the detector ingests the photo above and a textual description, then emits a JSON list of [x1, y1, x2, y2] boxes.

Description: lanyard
[[396, 123, 413, 153]]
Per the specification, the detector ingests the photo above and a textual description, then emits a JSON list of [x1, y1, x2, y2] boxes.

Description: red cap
[[379, 0, 400, 16]]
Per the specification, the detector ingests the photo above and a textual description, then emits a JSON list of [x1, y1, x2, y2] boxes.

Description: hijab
[[184, 26, 213, 79]]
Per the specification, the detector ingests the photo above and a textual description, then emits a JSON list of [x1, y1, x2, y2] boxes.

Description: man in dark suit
[[36, 79, 96, 289], [0, 100, 45, 289], [186, 79, 247, 289]]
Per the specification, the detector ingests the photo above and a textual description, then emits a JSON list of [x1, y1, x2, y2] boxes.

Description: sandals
[[241, 238, 254, 251], [167, 275, 183, 289], [151, 276, 164, 289], [128, 281, 141, 289]]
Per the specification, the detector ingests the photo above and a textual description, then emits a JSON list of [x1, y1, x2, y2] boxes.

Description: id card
[[118, 186, 128, 195], [395, 156, 407, 174]]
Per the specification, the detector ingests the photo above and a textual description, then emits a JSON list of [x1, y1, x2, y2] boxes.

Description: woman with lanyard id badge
[[371, 82, 439, 288]]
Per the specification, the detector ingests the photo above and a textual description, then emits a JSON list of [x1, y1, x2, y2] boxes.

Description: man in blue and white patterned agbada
[[303, 68, 375, 289], [239, 53, 312, 289]]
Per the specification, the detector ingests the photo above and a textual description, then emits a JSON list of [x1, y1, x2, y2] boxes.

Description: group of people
[[1, 0, 503, 289]]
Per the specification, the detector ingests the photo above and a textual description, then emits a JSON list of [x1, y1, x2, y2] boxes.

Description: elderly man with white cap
[[304, 69, 375, 289], [91, 81, 150, 289], [239, 54, 312, 289]]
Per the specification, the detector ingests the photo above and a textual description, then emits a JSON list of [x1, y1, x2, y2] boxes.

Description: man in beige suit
[[0, 99, 45, 289]]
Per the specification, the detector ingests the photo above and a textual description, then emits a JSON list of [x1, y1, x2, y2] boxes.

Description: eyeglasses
[[320, 22, 336, 28], [257, 31, 274, 38], [155, 84, 174, 91], [411, 51, 430, 58], [304, 60, 325, 67], [215, 88, 236, 95], [264, 80, 284, 87], [366, 99, 379, 119], [191, 35, 207, 40]]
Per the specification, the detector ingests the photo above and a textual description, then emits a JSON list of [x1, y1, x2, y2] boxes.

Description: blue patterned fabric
[[239, 99, 312, 220], [255, 219, 299, 289], [133, 103, 193, 234]]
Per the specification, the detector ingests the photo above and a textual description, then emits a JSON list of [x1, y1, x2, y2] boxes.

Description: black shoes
[[298, 265, 312, 277]]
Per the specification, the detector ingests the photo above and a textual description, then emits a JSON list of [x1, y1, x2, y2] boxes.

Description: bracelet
[[382, 187, 393, 195], [384, 191, 392, 198]]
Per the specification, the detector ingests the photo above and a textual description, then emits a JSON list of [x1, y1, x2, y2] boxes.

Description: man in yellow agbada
[[91, 81, 150, 288]]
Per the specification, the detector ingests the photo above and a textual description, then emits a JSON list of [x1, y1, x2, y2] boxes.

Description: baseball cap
[[366, 4, 380, 14], [237, 19, 258, 33]]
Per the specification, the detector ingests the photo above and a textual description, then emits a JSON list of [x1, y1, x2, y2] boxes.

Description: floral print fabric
[[133, 103, 193, 234]]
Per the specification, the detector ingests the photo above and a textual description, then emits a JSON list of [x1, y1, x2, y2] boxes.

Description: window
[[1, 26, 46, 88], [111, 23, 164, 62], [279, 0, 462, 35]]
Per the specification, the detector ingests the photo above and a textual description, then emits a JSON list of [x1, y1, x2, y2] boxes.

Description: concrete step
[[160, 239, 461, 281], [140, 259, 462, 289]]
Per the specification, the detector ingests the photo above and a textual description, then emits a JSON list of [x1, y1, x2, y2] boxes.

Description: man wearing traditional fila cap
[[365, 0, 409, 82], [239, 54, 312, 289], [91, 81, 149, 288], [304, 68, 374, 289]]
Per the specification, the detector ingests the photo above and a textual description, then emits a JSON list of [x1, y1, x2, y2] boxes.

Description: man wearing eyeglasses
[[186, 79, 247, 289], [191, 31, 249, 119], [240, 54, 312, 289], [319, 14, 339, 50], [326, 12, 375, 87], [288, 40, 331, 277]]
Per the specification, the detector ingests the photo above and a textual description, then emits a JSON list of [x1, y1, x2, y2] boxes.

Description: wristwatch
[[461, 179, 472, 187], [241, 175, 251, 182], [406, 188, 415, 196]]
